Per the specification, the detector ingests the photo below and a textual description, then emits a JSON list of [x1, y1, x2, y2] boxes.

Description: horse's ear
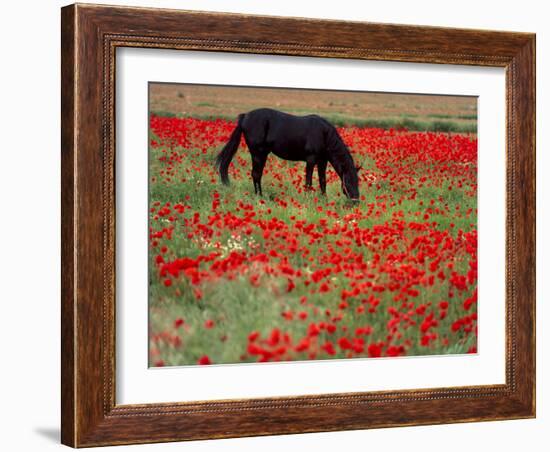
[[355, 165, 362, 173]]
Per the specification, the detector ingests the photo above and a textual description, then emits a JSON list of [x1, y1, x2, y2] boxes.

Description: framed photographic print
[[61, 3, 536, 447]]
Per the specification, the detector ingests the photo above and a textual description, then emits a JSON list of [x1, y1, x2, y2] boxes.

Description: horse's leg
[[317, 159, 328, 195], [251, 152, 268, 196], [305, 161, 315, 190]]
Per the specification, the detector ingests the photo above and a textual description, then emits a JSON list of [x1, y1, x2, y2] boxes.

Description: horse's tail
[[216, 113, 245, 185]]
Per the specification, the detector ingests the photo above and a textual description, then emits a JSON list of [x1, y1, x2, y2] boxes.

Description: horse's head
[[341, 165, 361, 201]]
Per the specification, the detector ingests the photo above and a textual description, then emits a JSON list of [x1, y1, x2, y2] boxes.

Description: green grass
[[428, 113, 477, 120], [151, 110, 477, 133], [194, 102, 217, 107]]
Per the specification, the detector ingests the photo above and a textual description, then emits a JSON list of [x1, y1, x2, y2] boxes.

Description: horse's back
[[243, 108, 328, 154], [244, 108, 326, 131]]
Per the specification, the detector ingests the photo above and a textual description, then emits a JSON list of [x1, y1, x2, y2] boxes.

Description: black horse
[[215, 108, 360, 200]]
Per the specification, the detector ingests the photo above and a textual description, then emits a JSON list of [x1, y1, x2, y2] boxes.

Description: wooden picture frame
[[61, 3, 535, 447]]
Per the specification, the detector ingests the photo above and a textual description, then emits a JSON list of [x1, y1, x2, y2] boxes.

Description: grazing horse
[[215, 108, 360, 200]]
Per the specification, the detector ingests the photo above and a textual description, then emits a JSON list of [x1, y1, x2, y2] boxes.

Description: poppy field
[[148, 90, 478, 367]]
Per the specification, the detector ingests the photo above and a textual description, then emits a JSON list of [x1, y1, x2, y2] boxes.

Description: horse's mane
[[325, 124, 357, 178]]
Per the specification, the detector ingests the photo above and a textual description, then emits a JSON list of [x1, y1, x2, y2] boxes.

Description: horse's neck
[[329, 145, 353, 178], [327, 129, 350, 165]]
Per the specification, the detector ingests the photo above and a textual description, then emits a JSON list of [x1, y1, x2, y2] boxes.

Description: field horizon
[[150, 83, 478, 134]]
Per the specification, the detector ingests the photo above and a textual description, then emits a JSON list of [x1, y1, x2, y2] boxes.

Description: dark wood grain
[[60, 5, 76, 446], [61, 3, 536, 447]]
